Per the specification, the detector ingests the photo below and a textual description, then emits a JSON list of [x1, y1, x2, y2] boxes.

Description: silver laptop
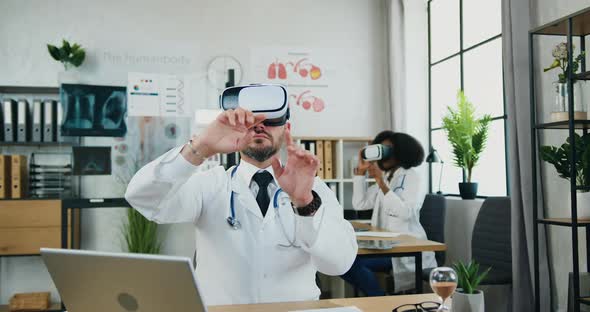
[[41, 248, 208, 312]]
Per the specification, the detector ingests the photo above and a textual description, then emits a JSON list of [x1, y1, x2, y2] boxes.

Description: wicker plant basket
[[8, 292, 50, 312]]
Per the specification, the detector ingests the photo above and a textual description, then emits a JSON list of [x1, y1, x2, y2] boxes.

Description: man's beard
[[242, 128, 284, 162], [242, 145, 278, 162]]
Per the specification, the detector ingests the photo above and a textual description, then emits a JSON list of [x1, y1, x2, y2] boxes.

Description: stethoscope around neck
[[226, 165, 300, 248]]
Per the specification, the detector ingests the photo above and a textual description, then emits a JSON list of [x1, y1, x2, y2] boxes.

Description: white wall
[[0, 0, 388, 304], [532, 1, 590, 311]]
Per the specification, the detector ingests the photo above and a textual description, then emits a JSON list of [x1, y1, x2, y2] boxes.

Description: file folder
[[56, 101, 63, 140], [0, 155, 10, 199], [316, 140, 325, 179], [11, 155, 27, 199], [43, 100, 56, 142], [32, 100, 43, 142], [324, 140, 334, 179], [3, 99, 16, 142], [16, 99, 30, 142]]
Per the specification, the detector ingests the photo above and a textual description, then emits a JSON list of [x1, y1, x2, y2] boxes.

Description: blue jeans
[[341, 257, 392, 296]]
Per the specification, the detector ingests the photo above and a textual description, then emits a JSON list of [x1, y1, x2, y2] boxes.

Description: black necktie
[[252, 171, 274, 216]]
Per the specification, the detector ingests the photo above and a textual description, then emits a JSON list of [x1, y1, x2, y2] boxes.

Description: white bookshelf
[[294, 136, 373, 211]]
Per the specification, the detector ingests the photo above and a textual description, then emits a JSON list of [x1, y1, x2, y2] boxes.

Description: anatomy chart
[[250, 48, 331, 114]]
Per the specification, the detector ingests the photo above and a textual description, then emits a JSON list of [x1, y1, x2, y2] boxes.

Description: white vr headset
[[362, 144, 393, 162], [219, 84, 290, 126]]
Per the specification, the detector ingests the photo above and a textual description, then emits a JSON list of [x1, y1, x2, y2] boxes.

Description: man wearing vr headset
[[125, 85, 357, 305], [341, 131, 436, 295]]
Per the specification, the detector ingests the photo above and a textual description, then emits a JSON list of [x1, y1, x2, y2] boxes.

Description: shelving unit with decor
[[1, 85, 95, 312], [530, 7, 590, 312], [293, 136, 374, 219]]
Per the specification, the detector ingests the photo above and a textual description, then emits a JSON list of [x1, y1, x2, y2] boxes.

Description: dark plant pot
[[459, 182, 478, 199]]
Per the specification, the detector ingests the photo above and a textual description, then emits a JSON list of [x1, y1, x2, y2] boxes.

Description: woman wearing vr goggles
[[341, 131, 437, 295]]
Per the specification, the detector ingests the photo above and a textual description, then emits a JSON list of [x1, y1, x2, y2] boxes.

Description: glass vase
[[552, 81, 587, 121]]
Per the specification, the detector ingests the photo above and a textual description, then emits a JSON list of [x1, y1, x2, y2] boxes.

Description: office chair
[[418, 194, 447, 281], [471, 196, 512, 285]]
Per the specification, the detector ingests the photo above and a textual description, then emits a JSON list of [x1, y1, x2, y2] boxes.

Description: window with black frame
[[427, 0, 507, 196]]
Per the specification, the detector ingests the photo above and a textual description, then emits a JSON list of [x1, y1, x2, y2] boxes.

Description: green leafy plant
[[442, 90, 492, 183], [117, 154, 162, 254], [123, 208, 161, 254], [47, 39, 85, 70], [544, 42, 585, 83], [540, 133, 590, 189], [452, 260, 491, 294]]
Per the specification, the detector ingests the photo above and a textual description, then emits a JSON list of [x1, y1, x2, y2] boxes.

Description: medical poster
[[251, 47, 376, 137], [127, 72, 191, 117], [250, 48, 332, 115]]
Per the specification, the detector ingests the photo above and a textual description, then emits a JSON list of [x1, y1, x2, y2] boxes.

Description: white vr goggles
[[219, 84, 290, 126], [361, 144, 394, 162]]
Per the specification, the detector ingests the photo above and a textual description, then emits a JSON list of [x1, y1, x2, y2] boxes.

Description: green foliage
[[540, 133, 590, 188], [452, 260, 491, 294], [442, 91, 492, 182], [47, 39, 85, 70], [123, 208, 161, 254]]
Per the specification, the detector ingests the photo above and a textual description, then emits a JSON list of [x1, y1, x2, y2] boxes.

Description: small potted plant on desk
[[442, 91, 491, 199], [452, 260, 491, 312]]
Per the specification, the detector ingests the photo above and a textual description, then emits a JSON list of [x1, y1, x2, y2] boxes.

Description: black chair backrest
[[471, 197, 512, 281], [419, 194, 446, 266]]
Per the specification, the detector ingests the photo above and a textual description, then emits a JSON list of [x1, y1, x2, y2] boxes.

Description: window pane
[[464, 38, 504, 118], [471, 120, 507, 196], [431, 56, 461, 129], [463, 0, 502, 48], [431, 0, 460, 62], [431, 129, 462, 195]]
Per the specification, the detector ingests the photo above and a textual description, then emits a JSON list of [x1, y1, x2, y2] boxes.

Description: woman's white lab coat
[[125, 146, 357, 305], [352, 167, 437, 291]]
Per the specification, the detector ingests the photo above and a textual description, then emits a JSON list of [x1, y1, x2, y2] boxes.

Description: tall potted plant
[[116, 155, 162, 254], [540, 133, 590, 217], [442, 91, 492, 199], [452, 260, 491, 312]]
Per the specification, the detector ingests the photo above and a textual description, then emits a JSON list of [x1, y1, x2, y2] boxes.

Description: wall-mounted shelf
[[0, 86, 59, 94], [1, 142, 77, 147], [531, 6, 590, 36], [535, 120, 590, 129], [537, 218, 590, 226]]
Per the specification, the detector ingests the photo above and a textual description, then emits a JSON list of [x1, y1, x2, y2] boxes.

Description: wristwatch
[[292, 190, 322, 216]]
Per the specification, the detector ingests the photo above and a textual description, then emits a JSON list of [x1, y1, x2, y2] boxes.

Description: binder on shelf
[[56, 101, 63, 140], [16, 99, 30, 142], [10, 155, 28, 199], [308, 141, 316, 156], [43, 100, 56, 142], [0, 155, 10, 199], [3, 99, 16, 142], [32, 100, 43, 142], [324, 140, 334, 179], [316, 140, 325, 179]]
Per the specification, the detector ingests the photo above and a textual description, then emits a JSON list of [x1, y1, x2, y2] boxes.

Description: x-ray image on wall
[[73, 146, 112, 175], [60, 83, 127, 137]]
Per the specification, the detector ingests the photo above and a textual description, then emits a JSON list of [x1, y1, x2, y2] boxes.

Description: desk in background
[[351, 221, 446, 293]]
